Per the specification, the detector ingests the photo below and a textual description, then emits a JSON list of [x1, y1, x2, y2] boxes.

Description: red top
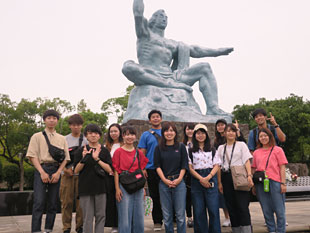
[[112, 147, 149, 174], [252, 146, 288, 183]]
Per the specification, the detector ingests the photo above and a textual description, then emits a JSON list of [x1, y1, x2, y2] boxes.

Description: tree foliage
[[101, 85, 134, 123], [233, 94, 310, 162], [0, 94, 109, 189]]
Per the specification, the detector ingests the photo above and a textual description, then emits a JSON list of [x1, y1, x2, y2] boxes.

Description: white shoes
[[111, 227, 118, 233], [154, 223, 162, 232], [222, 218, 231, 227]]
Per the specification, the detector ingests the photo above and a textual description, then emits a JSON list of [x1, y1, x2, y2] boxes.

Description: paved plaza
[[0, 201, 309, 233]]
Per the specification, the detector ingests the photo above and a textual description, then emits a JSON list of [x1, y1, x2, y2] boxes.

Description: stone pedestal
[[124, 119, 249, 142], [123, 85, 232, 123]]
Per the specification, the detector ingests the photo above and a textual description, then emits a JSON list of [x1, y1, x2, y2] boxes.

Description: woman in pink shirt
[[252, 128, 288, 233]]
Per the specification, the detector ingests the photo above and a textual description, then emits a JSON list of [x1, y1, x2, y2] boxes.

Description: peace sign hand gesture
[[267, 112, 277, 126], [82, 145, 92, 157]]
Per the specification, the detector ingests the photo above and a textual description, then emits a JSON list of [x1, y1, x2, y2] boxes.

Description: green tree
[[0, 94, 75, 190], [233, 94, 310, 163], [101, 85, 134, 123]]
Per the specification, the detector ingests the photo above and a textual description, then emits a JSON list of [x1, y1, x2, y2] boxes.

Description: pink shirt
[[252, 146, 288, 182]]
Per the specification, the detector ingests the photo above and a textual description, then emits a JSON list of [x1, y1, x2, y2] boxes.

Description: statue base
[[123, 85, 232, 123], [123, 119, 249, 142]]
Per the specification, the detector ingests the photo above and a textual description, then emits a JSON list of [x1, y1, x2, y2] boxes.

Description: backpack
[[253, 125, 280, 148]]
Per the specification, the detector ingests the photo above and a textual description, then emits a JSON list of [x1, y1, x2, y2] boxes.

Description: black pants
[[221, 171, 251, 227], [185, 172, 192, 218], [147, 169, 163, 224]]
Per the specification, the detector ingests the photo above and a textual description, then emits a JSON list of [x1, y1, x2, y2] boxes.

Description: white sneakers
[[154, 223, 162, 231], [111, 227, 118, 233], [222, 218, 231, 227]]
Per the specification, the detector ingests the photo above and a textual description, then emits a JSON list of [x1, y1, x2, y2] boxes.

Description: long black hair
[[214, 119, 227, 149], [192, 128, 211, 153], [182, 123, 195, 144], [159, 122, 179, 150]]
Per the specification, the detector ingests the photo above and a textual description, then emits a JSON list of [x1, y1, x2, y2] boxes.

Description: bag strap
[[149, 129, 161, 143], [42, 131, 51, 147], [264, 146, 274, 171], [222, 142, 236, 168], [127, 149, 140, 171], [78, 133, 84, 147]]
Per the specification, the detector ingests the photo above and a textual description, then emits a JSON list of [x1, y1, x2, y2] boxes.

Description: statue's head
[[148, 9, 168, 30]]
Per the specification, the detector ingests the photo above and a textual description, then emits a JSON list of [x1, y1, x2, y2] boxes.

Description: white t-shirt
[[216, 141, 252, 171], [110, 143, 121, 158]]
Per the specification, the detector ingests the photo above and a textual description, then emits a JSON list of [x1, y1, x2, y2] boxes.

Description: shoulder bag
[[119, 149, 146, 194], [223, 142, 251, 191], [42, 131, 65, 163], [253, 147, 274, 184]]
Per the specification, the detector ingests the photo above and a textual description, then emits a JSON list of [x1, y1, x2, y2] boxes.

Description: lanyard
[[222, 142, 236, 168]]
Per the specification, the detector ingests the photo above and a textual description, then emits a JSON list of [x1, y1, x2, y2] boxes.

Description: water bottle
[[264, 175, 270, 192]]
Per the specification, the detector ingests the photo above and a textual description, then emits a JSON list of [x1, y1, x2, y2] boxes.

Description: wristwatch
[[274, 125, 279, 128]]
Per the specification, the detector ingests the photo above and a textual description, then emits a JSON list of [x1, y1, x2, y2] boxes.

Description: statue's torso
[[137, 32, 178, 73]]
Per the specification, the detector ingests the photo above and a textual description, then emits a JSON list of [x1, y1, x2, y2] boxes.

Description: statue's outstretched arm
[[190, 45, 234, 58], [133, 0, 149, 38]]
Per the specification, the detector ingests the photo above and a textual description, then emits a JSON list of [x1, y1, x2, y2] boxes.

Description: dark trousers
[[147, 169, 163, 225], [185, 172, 192, 218], [32, 164, 60, 233], [221, 171, 251, 227]]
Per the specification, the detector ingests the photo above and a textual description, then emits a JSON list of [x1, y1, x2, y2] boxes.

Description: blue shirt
[[247, 124, 279, 151], [138, 128, 162, 169]]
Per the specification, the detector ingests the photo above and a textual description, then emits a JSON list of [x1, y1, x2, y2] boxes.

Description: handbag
[[119, 149, 146, 194], [223, 142, 250, 191], [42, 131, 65, 163], [253, 147, 274, 184], [230, 165, 251, 191]]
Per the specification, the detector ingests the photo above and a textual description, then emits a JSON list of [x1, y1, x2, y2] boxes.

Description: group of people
[[26, 108, 288, 233]]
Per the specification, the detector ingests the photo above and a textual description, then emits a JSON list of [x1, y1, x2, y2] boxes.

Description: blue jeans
[[159, 179, 186, 233], [255, 179, 286, 233], [191, 169, 221, 233], [116, 184, 144, 233], [32, 164, 60, 233]]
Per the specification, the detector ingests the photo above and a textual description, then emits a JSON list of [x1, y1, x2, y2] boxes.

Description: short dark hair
[[252, 108, 267, 118], [148, 109, 162, 120], [256, 128, 276, 148], [183, 123, 195, 144], [43, 109, 60, 120], [122, 126, 137, 136], [160, 122, 178, 150], [84, 124, 102, 137], [68, 114, 84, 125]]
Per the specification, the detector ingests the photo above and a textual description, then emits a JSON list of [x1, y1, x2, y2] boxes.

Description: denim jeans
[[255, 179, 286, 233], [32, 164, 60, 233], [159, 179, 186, 233], [116, 184, 144, 233], [191, 169, 221, 233]]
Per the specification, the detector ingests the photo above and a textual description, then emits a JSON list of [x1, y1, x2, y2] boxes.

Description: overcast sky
[[1, 0, 309, 120]]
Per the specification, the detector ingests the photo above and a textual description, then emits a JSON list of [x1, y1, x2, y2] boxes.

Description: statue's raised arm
[[190, 46, 234, 58], [133, 0, 149, 39]]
